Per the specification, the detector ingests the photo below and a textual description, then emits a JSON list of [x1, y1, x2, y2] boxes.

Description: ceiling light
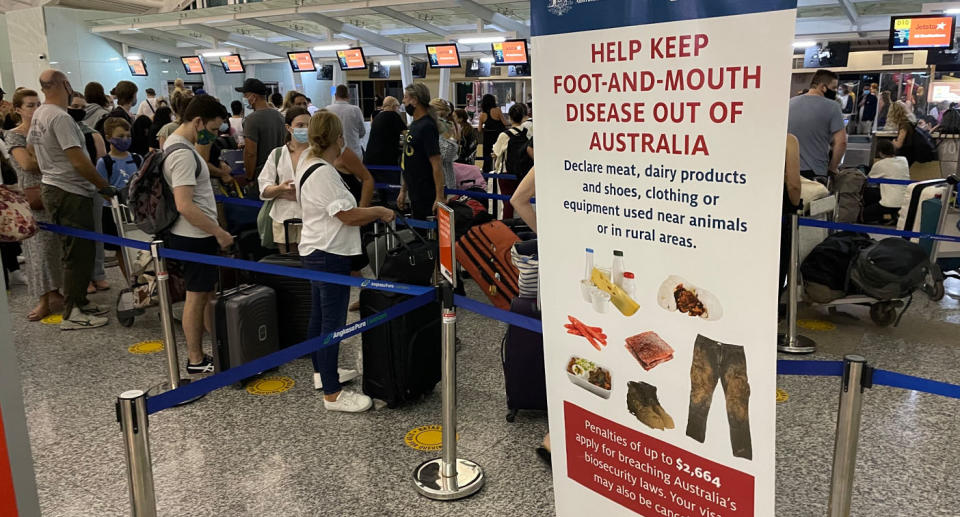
[[201, 50, 231, 57], [479, 57, 495, 63], [380, 60, 401, 67], [458, 36, 506, 44], [48, 61, 59, 65], [946, 8, 960, 14], [314, 44, 350, 51], [108, 57, 120, 61], [792, 41, 817, 48], [162, 70, 169, 74], [126, 54, 142, 60]]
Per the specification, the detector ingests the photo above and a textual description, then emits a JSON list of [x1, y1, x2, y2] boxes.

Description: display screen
[[219, 54, 246, 74], [464, 59, 491, 78], [426, 44, 461, 68], [492, 39, 529, 65], [802, 42, 850, 68], [369, 62, 391, 79], [180, 56, 205, 75], [508, 64, 531, 77], [127, 59, 147, 77], [890, 15, 956, 50], [287, 51, 317, 72], [412, 61, 427, 78], [317, 64, 334, 80], [336, 48, 367, 70]]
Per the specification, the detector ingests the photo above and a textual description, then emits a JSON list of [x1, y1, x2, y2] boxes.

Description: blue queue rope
[[213, 193, 436, 229], [453, 295, 542, 334], [867, 178, 916, 185], [777, 359, 844, 377], [484, 173, 518, 181], [147, 290, 436, 414], [798, 217, 960, 244], [873, 369, 960, 399], [213, 194, 263, 208], [365, 165, 402, 172], [38, 222, 151, 251]]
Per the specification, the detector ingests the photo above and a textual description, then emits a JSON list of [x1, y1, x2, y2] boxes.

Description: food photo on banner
[[532, 0, 798, 516]]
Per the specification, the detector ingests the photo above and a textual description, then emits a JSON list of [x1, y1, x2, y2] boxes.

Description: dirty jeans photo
[[685, 334, 753, 460]]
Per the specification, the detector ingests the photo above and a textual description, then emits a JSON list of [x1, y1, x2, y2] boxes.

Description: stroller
[[110, 198, 186, 327]]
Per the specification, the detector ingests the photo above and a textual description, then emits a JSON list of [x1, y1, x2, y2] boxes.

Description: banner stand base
[[413, 458, 484, 500], [778, 333, 816, 354]]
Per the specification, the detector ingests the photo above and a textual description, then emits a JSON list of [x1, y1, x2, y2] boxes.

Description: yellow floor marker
[[128, 340, 164, 355], [245, 376, 295, 395], [798, 319, 837, 331], [40, 313, 62, 325], [776, 388, 789, 404], [404, 425, 460, 451]]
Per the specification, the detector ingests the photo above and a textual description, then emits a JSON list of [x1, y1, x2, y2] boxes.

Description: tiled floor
[[7, 264, 960, 516]]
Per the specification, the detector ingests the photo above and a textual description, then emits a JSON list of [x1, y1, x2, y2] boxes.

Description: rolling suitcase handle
[[283, 218, 302, 255], [380, 218, 434, 265]]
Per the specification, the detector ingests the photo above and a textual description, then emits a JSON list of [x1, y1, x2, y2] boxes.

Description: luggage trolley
[[915, 176, 960, 300]]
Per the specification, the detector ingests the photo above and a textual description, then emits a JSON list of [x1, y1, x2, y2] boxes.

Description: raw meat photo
[[625, 331, 675, 371]]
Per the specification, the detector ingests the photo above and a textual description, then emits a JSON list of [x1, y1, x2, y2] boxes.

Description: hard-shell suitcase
[[502, 297, 547, 422], [360, 289, 441, 407], [457, 221, 520, 310], [210, 284, 279, 378], [251, 254, 311, 348]]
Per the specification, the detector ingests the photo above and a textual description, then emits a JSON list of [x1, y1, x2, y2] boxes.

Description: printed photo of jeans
[[685, 334, 752, 460]]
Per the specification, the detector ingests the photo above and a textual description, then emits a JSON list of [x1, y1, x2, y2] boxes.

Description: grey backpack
[[831, 166, 867, 223], [849, 237, 934, 300]]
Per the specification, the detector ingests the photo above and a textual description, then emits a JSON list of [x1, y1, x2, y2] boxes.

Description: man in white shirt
[[325, 85, 366, 158], [162, 94, 234, 374], [136, 88, 158, 120], [864, 139, 909, 225]]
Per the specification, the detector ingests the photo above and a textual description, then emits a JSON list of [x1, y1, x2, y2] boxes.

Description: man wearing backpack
[[493, 103, 534, 218], [162, 95, 234, 374], [29, 70, 116, 330]]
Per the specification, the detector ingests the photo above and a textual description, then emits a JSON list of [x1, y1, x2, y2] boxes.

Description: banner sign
[[532, 1, 797, 515], [437, 203, 456, 286]]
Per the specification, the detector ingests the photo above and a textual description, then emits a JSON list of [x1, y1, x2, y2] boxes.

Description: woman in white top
[[229, 100, 244, 147], [258, 107, 311, 253], [864, 139, 910, 225], [297, 111, 395, 413]]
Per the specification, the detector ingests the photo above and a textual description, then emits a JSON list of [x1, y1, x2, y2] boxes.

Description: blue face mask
[[292, 127, 309, 144], [109, 137, 131, 152], [219, 122, 229, 132]]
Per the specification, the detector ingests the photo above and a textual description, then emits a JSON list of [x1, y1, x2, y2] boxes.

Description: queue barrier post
[[778, 212, 816, 354], [149, 240, 203, 404], [828, 355, 873, 517], [116, 390, 157, 517], [413, 280, 484, 500]]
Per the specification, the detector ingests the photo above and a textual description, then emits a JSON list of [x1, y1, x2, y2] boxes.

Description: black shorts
[[164, 233, 219, 293], [101, 206, 119, 251]]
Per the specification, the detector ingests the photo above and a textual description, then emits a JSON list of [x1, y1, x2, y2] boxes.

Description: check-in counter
[[866, 130, 960, 180]]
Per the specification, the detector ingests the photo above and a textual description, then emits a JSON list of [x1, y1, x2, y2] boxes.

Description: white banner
[[532, 1, 798, 515]]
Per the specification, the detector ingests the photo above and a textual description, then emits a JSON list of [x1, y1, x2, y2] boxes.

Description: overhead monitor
[[492, 39, 529, 66], [369, 62, 390, 79], [180, 56, 205, 75], [336, 48, 367, 70], [219, 54, 246, 74], [464, 59, 491, 78], [412, 61, 427, 78], [889, 14, 956, 51], [317, 64, 334, 80], [426, 44, 461, 68], [802, 42, 850, 68], [508, 64, 531, 77], [127, 58, 147, 77], [287, 51, 317, 73]]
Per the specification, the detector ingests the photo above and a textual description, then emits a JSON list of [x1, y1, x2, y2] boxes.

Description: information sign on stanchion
[[531, 1, 798, 515], [413, 203, 484, 500]]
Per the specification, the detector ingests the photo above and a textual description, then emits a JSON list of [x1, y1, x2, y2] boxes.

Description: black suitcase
[[210, 284, 279, 379], [250, 254, 312, 348], [502, 297, 547, 422], [360, 289, 441, 407]]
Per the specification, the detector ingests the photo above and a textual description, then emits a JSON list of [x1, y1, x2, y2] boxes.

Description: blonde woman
[[429, 98, 460, 190], [296, 111, 394, 412]]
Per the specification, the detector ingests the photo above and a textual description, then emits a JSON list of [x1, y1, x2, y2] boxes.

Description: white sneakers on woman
[[323, 389, 373, 413]]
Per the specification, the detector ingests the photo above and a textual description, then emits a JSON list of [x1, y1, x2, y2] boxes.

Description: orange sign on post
[[437, 203, 456, 287]]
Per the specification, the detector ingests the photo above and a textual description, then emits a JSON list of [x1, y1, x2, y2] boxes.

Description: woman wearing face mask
[[7, 88, 64, 320], [68, 92, 111, 292], [296, 111, 395, 410], [258, 107, 311, 254]]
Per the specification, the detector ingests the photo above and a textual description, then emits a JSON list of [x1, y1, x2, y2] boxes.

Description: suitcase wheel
[[119, 315, 135, 327], [506, 409, 518, 423]]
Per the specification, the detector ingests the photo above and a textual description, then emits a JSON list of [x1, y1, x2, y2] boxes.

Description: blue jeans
[[301, 249, 353, 395]]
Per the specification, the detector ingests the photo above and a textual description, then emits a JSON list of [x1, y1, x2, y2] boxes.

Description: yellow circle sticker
[[404, 425, 460, 451], [245, 376, 295, 395], [776, 388, 789, 404], [128, 340, 164, 355], [798, 319, 837, 331], [41, 313, 62, 325]]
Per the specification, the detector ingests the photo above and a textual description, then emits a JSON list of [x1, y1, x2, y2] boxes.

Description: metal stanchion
[[828, 355, 873, 517], [778, 212, 816, 354], [116, 390, 157, 517], [149, 241, 203, 404], [414, 281, 484, 500]]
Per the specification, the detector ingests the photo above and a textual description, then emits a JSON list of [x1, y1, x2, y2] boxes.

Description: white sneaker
[[313, 369, 361, 390], [323, 389, 373, 413], [61, 308, 108, 330], [8, 270, 26, 286], [79, 302, 110, 316]]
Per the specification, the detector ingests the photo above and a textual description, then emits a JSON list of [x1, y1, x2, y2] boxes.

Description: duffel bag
[[849, 237, 935, 300]]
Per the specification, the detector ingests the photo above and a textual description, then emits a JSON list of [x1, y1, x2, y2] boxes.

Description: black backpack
[[504, 127, 533, 180], [800, 231, 875, 298], [911, 125, 938, 163], [849, 237, 936, 300]]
